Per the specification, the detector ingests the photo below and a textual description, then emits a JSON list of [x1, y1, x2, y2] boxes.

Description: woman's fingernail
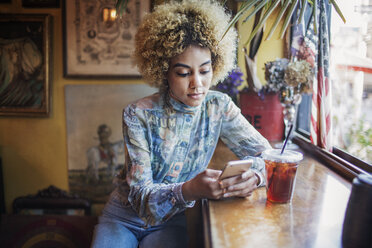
[[219, 181, 224, 189], [223, 193, 231, 198]]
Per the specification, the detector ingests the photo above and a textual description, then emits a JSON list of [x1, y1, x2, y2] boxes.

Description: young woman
[[91, 1, 271, 247]]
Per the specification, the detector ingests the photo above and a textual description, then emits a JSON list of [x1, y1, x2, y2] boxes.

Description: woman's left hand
[[218, 169, 259, 198]]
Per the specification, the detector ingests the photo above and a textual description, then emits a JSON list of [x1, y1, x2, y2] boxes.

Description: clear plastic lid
[[261, 149, 303, 163]]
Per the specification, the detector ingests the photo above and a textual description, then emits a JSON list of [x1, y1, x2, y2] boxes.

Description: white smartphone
[[219, 159, 253, 180]]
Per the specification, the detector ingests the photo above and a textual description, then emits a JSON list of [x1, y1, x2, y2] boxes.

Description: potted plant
[[258, 58, 313, 143], [238, 58, 291, 142], [214, 64, 285, 142], [217, 58, 313, 142]]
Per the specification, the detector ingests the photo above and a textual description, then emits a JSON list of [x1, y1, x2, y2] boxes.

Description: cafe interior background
[[0, 0, 371, 246]]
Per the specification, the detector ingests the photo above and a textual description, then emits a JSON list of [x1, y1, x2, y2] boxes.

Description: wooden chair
[[1, 185, 97, 248], [12, 185, 91, 216]]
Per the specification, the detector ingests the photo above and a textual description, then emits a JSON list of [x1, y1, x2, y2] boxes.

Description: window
[[295, 0, 372, 175], [296, 93, 311, 137]]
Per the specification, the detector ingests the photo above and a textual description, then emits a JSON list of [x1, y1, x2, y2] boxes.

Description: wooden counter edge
[[202, 198, 212, 248], [293, 135, 364, 182]]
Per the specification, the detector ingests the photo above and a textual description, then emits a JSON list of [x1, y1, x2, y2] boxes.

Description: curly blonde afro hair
[[133, 0, 237, 88]]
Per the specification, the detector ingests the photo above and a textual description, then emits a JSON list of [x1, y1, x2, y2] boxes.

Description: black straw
[[280, 124, 294, 155]]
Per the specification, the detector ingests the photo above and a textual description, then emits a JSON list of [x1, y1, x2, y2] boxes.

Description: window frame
[[294, 121, 371, 183]]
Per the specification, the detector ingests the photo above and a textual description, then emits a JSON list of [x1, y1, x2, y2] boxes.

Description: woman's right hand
[[182, 169, 224, 201]]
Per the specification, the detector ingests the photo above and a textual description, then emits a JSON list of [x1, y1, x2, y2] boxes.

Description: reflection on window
[[330, 0, 372, 164], [296, 93, 311, 135]]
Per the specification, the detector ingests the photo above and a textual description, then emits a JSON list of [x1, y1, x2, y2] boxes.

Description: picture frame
[[0, 14, 52, 117], [63, 0, 151, 78], [0, 158, 5, 215], [22, 0, 60, 8], [65, 84, 157, 204]]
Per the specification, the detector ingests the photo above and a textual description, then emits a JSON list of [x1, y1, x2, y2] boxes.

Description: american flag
[[311, 0, 332, 151], [291, 0, 332, 151]]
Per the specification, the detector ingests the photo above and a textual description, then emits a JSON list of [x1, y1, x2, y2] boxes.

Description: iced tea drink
[[262, 149, 303, 203]]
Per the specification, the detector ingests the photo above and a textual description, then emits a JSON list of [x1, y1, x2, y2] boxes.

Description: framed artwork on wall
[[0, 158, 5, 214], [63, 0, 151, 78], [0, 14, 52, 117], [65, 84, 157, 203], [22, 0, 60, 8]]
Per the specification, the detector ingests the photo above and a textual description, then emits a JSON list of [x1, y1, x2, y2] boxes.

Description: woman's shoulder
[[123, 93, 164, 125], [205, 90, 231, 105], [124, 92, 163, 112]]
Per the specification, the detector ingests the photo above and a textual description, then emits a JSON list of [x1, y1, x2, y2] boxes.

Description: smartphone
[[219, 159, 253, 180]]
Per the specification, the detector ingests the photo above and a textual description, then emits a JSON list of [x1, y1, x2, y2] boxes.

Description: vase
[[239, 91, 284, 142], [275, 93, 302, 150]]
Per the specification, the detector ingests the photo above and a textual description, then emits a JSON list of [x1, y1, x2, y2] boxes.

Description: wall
[[0, 1, 144, 213], [237, 8, 285, 88], [0, 1, 284, 214]]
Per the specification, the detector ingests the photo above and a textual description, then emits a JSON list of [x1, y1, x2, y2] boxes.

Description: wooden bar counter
[[203, 142, 352, 248]]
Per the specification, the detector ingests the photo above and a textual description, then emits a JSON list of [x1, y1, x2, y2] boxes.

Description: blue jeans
[[90, 194, 188, 248]]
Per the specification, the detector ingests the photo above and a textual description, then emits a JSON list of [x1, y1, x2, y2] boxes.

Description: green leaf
[[280, 0, 298, 39], [242, 0, 270, 23], [220, 0, 260, 41], [115, 0, 129, 18], [297, 0, 307, 24], [329, 0, 346, 23], [265, 0, 291, 40], [244, 0, 281, 47]]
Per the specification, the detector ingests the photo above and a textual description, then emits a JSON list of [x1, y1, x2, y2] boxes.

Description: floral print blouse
[[113, 90, 271, 226]]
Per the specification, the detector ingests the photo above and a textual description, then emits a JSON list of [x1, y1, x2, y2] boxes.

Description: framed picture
[[0, 158, 4, 214], [65, 84, 157, 203], [22, 0, 60, 8], [0, 14, 52, 117], [63, 0, 151, 78]]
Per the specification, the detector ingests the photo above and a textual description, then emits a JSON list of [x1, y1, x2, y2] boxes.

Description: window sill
[[293, 133, 371, 182]]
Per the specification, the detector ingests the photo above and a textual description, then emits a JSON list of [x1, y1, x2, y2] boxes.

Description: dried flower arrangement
[[263, 58, 314, 105], [284, 60, 313, 93], [263, 58, 289, 93]]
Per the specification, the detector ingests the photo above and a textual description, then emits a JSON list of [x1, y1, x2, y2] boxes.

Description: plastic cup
[[262, 149, 303, 203]]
